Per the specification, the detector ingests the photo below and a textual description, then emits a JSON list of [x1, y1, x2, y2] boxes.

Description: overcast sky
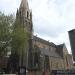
[[0, 0, 75, 54]]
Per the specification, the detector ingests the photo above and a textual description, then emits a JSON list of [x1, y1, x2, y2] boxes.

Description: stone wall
[[49, 57, 64, 70], [27, 71, 42, 75]]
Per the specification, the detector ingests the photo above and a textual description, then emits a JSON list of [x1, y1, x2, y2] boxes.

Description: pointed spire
[[20, 0, 29, 9]]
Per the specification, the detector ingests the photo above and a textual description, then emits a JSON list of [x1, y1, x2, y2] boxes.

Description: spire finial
[[20, 0, 29, 9]]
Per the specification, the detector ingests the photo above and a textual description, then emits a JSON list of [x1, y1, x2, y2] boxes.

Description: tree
[[10, 17, 31, 72], [0, 11, 15, 56], [11, 18, 30, 55]]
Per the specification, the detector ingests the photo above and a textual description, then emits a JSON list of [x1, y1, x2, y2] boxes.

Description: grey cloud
[[0, 0, 75, 54], [33, 16, 67, 38]]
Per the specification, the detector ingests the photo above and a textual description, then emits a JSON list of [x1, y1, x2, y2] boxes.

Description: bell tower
[[16, 0, 33, 33], [16, 0, 33, 69]]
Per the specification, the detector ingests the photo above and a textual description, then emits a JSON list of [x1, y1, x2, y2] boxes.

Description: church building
[[15, 0, 73, 75]]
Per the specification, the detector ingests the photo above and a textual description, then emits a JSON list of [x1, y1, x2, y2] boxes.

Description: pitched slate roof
[[33, 36, 63, 58], [40, 48, 61, 58], [33, 36, 56, 47]]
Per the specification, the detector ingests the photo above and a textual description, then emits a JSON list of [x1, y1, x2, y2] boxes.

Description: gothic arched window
[[27, 11, 29, 18]]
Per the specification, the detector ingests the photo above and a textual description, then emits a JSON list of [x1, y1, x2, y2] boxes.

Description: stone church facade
[[16, 0, 73, 75]]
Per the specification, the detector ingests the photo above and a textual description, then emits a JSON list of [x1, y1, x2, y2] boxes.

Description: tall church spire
[[20, 0, 29, 9], [16, 0, 33, 33], [15, 0, 33, 69]]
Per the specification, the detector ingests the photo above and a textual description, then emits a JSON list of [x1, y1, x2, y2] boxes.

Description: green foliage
[[0, 11, 15, 56], [0, 11, 31, 66], [11, 18, 30, 55]]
